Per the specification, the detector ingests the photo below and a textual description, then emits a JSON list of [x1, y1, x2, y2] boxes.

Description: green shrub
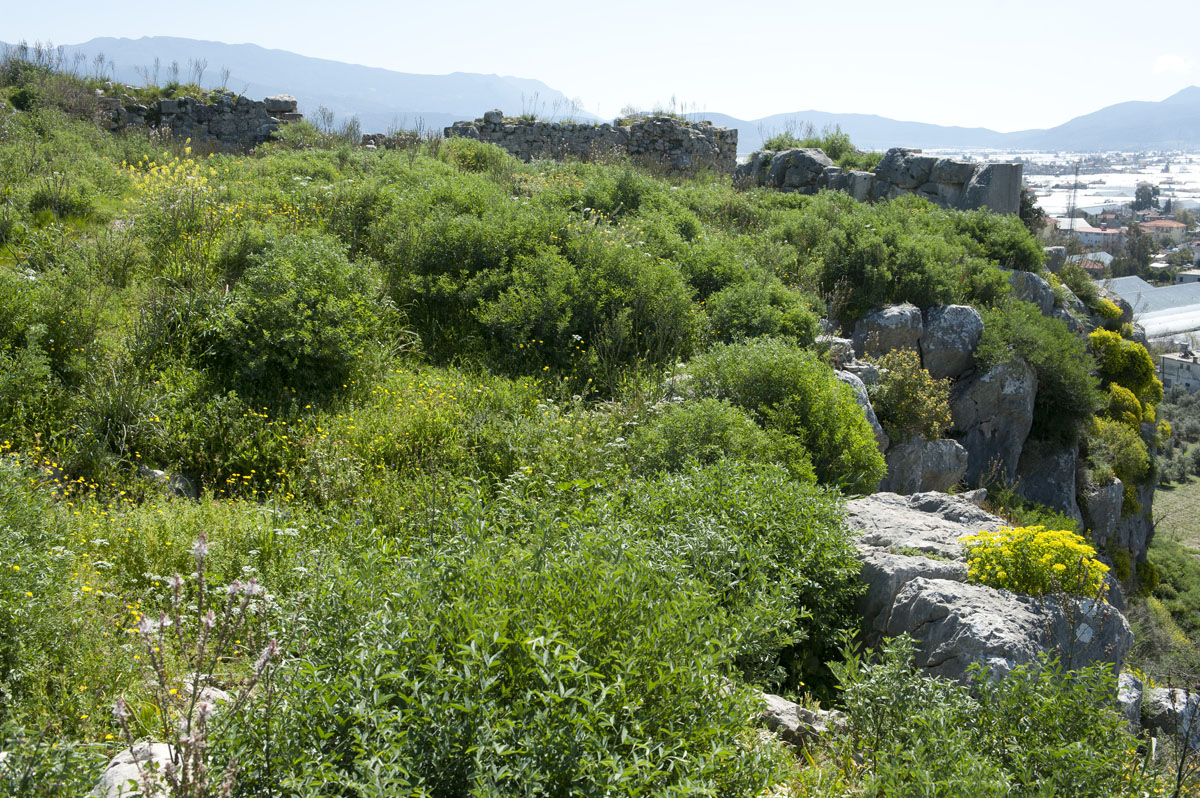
[[982, 482, 1082, 533], [1087, 416, 1150, 487], [204, 231, 388, 405], [977, 300, 1103, 443], [829, 635, 1159, 797], [866, 348, 951, 441], [604, 461, 861, 691], [959, 525, 1109, 598], [951, 209, 1045, 271], [223, 531, 788, 796], [689, 337, 885, 492], [1089, 329, 1163, 413], [628, 398, 815, 481], [439, 136, 515, 174], [1105, 383, 1143, 428], [703, 277, 818, 344]]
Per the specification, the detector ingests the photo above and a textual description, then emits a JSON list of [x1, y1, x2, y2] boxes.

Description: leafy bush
[[224, 531, 787, 796], [796, 192, 1013, 323], [959, 525, 1109, 598], [1105, 383, 1143, 428], [205, 231, 388, 405], [951, 209, 1045, 271], [1096, 296, 1123, 325], [628, 398, 815, 481], [689, 337, 885, 492], [829, 635, 1157, 797], [438, 136, 515, 174], [1089, 329, 1163, 414], [604, 462, 861, 691], [866, 349, 951, 441], [977, 301, 1102, 443], [703, 277, 818, 344], [1086, 416, 1150, 487]]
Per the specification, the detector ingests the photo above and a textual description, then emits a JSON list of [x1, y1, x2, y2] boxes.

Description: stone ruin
[[99, 92, 303, 150], [735, 146, 1023, 215], [444, 109, 738, 173]]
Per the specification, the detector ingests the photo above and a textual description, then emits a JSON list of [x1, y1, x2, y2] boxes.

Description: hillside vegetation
[[0, 55, 1191, 796]]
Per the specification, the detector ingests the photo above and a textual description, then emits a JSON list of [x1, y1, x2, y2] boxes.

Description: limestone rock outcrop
[[851, 303, 923, 359], [1014, 441, 1083, 524], [920, 305, 983, 380], [735, 146, 1022, 214], [1144, 686, 1200, 750], [835, 370, 889, 452], [949, 359, 1037, 485], [757, 692, 846, 747], [849, 492, 1132, 684], [879, 437, 968, 494]]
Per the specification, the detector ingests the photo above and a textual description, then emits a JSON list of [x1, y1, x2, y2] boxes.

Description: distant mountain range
[[5, 37, 1199, 152], [13, 36, 596, 135]]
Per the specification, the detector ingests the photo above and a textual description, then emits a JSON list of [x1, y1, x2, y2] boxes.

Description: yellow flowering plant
[[958, 525, 1109, 599]]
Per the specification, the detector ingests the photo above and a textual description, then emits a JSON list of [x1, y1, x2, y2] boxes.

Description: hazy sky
[[5, 0, 1199, 130]]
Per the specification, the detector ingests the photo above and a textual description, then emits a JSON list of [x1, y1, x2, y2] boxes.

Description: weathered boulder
[[94, 742, 171, 798], [849, 492, 1132, 683], [264, 94, 298, 114], [961, 163, 1023, 215], [1082, 478, 1124, 550], [835, 370, 889, 452], [950, 359, 1037, 485], [879, 437, 968, 494], [1113, 479, 1155, 561], [1014, 441, 1082, 524], [757, 692, 846, 747], [852, 303, 923, 358], [887, 577, 1131, 682], [1044, 246, 1067, 273], [1007, 270, 1056, 316], [850, 492, 999, 648], [1144, 686, 1200, 750], [819, 335, 855, 368], [766, 148, 835, 192], [920, 305, 983, 379], [932, 158, 976, 186], [1118, 672, 1144, 730], [875, 148, 938, 190]]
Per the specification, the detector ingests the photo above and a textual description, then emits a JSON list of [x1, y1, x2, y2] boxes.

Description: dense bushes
[[789, 192, 1013, 322], [628, 398, 816, 481], [689, 337, 886, 492], [827, 636, 1156, 797], [1089, 328, 1163, 418], [866, 349, 951, 441], [202, 232, 390, 405], [976, 300, 1103, 443]]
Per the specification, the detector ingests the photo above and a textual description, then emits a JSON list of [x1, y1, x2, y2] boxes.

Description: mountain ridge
[[5, 36, 1197, 151]]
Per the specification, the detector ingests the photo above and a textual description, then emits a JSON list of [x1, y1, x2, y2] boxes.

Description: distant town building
[[1177, 269, 1200, 284], [1160, 347, 1200, 392], [1052, 217, 1126, 248], [1142, 219, 1187, 245]]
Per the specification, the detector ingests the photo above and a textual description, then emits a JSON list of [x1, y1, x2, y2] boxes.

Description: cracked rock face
[[848, 492, 1132, 684]]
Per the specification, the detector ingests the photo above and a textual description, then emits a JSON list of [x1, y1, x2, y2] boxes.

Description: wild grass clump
[[760, 123, 882, 171]]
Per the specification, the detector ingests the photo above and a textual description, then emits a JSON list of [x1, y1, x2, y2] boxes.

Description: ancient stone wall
[[444, 110, 738, 173], [736, 146, 1023, 215], [100, 92, 302, 151]]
